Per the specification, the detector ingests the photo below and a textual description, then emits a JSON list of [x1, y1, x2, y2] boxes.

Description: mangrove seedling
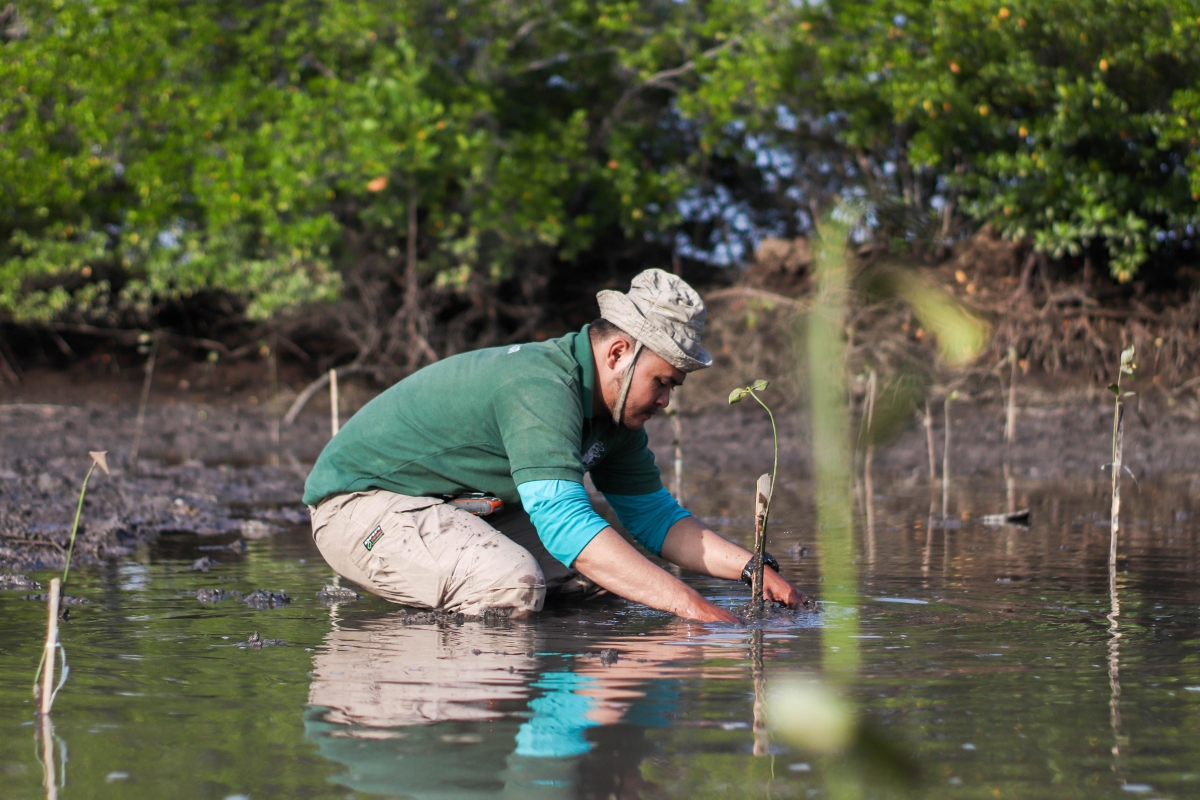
[[63, 451, 109, 586], [1107, 346, 1136, 582], [728, 379, 778, 612], [33, 450, 109, 714]]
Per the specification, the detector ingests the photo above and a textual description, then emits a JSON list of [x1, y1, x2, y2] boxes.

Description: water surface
[[1, 472, 1198, 799]]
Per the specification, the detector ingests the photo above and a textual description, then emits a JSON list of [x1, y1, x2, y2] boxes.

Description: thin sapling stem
[[746, 389, 779, 531], [62, 451, 109, 586], [1108, 346, 1136, 593], [728, 380, 779, 611], [1005, 346, 1018, 445]]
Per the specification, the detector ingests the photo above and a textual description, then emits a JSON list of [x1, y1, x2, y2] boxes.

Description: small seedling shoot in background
[[63, 451, 109, 586], [1107, 346, 1136, 575], [728, 379, 778, 612]]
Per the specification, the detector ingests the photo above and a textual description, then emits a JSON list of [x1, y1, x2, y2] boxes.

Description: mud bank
[[3, 388, 1199, 571], [665, 396, 1200, 484]]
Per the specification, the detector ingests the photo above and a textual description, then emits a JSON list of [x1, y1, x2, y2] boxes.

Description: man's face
[[612, 345, 685, 430]]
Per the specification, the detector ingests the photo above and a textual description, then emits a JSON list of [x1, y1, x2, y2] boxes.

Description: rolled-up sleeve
[[516, 479, 611, 567], [603, 488, 691, 557]]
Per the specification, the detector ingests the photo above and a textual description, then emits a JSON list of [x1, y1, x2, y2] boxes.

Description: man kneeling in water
[[303, 269, 809, 621]]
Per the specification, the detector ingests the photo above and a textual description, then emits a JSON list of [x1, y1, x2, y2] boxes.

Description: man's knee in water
[[484, 547, 546, 617]]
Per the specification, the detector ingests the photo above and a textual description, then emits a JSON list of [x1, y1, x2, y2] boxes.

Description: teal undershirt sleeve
[[603, 488, 691, 557], [517, 480, 611, 567], [516, 481, 692, 566]]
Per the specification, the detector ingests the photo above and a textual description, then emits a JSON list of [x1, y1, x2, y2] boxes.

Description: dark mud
[[0, 398, 318, 571], [660, 393, 1200, 483], [238, 632, 286, 648], [4, 378, 1200, 571], [316, 584, 360, 604]]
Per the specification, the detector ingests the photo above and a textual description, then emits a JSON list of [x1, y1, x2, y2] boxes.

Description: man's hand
[[574, 527, 740, 624], [763, 568, 812, 609], [661, 516, 815, 609]]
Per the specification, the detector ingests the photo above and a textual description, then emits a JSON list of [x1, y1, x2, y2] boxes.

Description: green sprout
[[63, 451, 110, 586]]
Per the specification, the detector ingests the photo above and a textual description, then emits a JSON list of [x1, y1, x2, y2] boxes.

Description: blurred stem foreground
[[805, 215, 864, 799], [808, 216, 860, 678]]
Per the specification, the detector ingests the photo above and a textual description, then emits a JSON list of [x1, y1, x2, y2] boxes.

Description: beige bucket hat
[[596, 268, 713, 373], [596, 268, 712, 425]]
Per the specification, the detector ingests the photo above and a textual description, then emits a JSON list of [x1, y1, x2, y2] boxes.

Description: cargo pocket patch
[[363, 525, 385, 551]]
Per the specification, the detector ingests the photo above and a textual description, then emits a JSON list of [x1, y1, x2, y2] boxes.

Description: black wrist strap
[[741, 552, 779, 585]]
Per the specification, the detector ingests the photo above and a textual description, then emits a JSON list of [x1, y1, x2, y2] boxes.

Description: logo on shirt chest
[[581, 441, 606, 470]]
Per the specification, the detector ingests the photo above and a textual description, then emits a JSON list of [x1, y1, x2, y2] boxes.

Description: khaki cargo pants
[[309, 490, 592, 616]]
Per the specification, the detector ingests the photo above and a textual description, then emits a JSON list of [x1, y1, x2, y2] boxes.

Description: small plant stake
[[329, 368, 340, 437], [729, 380, 778, 616], [923, 400, 937, 484], [1107, 346, 1136, 598], [128, 332, 158, 471], [665, 403, 684, 504], [1005, 346, 1019, 446], [942, 391, 956, 520], [38, 579, 61, 716]]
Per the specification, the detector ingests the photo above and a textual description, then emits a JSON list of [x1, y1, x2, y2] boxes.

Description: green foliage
[[769, 0, 1200, 281], [3, 0, 1196, 331], [0, 0, 775, 327]]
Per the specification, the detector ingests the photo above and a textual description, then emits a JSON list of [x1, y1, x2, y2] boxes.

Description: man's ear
[[604, 336, 633, 371]]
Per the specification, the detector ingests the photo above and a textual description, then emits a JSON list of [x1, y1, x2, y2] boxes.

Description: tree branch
[[596, 37, 740, 145]]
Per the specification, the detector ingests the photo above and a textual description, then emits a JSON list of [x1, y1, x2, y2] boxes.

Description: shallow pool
[[2, 472, 1198, 799]]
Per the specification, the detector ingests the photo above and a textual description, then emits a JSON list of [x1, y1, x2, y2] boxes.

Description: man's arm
[[572, 527, 740, 624], [659, 516, 810, 609], [517, 480, 739, 623]]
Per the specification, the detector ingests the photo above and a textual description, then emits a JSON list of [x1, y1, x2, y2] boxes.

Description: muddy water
[[1, 472, 1199, 799]]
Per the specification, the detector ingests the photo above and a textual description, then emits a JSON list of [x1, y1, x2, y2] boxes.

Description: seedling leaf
[[1107, 383, 1120, 396], [1120, 365, 1133, 375], [1120, 346, 1135, 366], [89, 451, 109, 475], [751, 379, 769, 392], [728, 388, 747, 404]]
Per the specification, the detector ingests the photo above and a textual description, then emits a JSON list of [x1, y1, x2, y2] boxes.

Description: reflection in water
[[1108, 402, 1125, 784], [36, 715, 60, 800], [305, 613, 728, 798], [1108, 555, 1122, 771], [306, 617, 560, 799], [750, 629, 768, 757]]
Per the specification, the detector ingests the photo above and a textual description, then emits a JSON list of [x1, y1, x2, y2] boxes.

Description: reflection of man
[[303, 269, 808, 621], [305, 616, 660, 799]]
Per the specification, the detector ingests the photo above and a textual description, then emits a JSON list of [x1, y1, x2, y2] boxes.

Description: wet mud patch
[[316, 585, 360, 604], [243, 589, 292, 609], [0, 453, 306, 572], [0, 573, 40, 590], [237, 632, 286, 648]]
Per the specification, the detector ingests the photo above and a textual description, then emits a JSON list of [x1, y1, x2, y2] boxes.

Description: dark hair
[[588, 318, 631, 344]]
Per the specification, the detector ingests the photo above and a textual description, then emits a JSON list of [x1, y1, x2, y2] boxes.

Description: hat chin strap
[[612, 341, 644, 426]]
